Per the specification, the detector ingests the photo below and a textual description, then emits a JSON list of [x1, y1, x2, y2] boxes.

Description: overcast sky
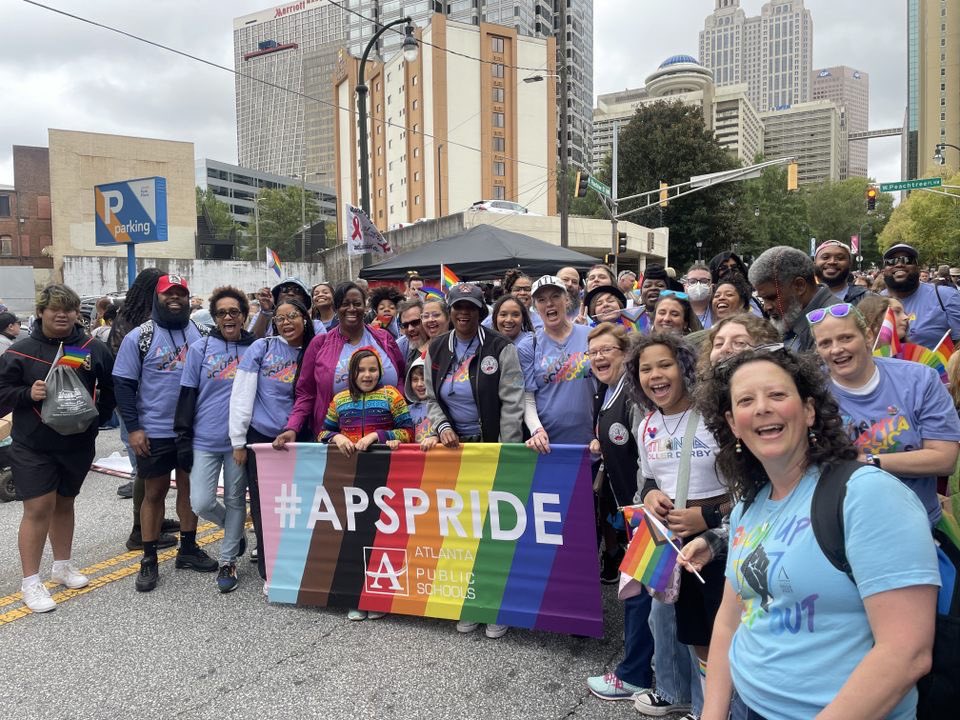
[[1, 0, 905, 187]]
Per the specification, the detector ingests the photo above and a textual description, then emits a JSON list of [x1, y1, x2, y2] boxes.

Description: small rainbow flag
[[440, 264, 460, 294], [619, 506, 679, 593], [418, 286, 444, 301], [619, 307, 650, 334], [897, 342, 950, 383], [931, 332, 955, 381], [872, 307, 902, 358], [266, 246, 284, 279], [58, 346, 91, 369]]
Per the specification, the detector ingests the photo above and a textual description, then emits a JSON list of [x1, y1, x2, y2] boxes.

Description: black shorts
[[10, 442, 95, 501], [674, 546, 726, 646], [135, 437, 181, 480]]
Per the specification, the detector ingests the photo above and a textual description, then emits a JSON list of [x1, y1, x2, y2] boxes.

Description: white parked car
[[469, 200, 539, 216]]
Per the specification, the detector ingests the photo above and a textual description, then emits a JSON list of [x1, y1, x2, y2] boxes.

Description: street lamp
[[522, 68, 569, 247], [696, 240, 703, 262], [933, 143, 960, 166], [357, 18, 418, 221]]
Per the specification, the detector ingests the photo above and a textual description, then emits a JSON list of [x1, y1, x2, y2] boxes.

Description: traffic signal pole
[[610, 122, 619, 276]]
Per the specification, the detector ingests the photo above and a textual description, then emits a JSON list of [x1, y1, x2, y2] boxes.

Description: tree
[[737, 163, 810, 260], [804, 178, 893, 268], [237, 185, 320, 262], [612, 101, 745, 270], [196, 187, 242, 242], [878, 171, 960, 266]]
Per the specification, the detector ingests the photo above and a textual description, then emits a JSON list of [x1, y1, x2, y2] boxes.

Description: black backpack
[[811, 460, 960, 719]]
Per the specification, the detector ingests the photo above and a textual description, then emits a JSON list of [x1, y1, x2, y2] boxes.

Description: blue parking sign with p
[[94, 177, 168, 246]]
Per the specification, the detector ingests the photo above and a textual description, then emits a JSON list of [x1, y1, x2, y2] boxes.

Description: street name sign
[[587, 176, 611, 198], [878, 178, 942, 192]]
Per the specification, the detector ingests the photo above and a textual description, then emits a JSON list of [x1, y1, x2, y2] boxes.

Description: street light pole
[[933, 142, 960, 166], [300, 173, 306, 262], [558, 1, 569, 248]]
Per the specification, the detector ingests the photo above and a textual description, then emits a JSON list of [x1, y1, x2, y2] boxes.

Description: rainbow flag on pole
[[252, 443, 603, 636], [619, 506, 679, 593], [872, 307, 902, 358], [930, 332, 955, 383], [266, 247, 284, 279], [58, 345, 91, 369], [440, 264, 460, 294]]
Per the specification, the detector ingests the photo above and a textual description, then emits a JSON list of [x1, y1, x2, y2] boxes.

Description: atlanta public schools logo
[[608, 422, 629, 446], [363, 547, 409, 596]]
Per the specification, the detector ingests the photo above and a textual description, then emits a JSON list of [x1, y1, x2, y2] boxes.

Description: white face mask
[[686, 283, 712, 302]]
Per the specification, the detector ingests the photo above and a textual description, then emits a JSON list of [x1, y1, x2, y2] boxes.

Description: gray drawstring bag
[[41, 359, 98, 436]]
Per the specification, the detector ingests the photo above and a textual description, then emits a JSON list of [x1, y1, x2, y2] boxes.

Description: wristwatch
[[865, 453, 881, 468]]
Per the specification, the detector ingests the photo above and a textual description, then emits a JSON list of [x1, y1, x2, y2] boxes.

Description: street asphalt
[[0, 430, 686, 720]]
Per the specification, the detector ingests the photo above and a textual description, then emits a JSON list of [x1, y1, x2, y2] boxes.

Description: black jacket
[[0, 323, 115, 451], [592, 375, 640, 507]]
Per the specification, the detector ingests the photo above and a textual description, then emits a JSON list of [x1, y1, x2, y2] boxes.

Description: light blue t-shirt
[[180, 336, 248, 453], [518, 323, 594, 444], [727, 465, 940, 720], [239, 337, 300, 438], [332, 329, 399, 395], [884, 281, 960, 347], [113, 322, 206, 438], [438, 336, 481, 437], [831, 357, 960, 525], [408, 400, 432, 442]]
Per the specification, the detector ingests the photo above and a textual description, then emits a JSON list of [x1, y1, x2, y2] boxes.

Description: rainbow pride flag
[[896, 341, 949, 382], [58, 346, 91, 369], [252, 443, 602, 636], [266, 246, 284, 279], [619, 307, 650, 334], [440, 264, 460, 293], [619, 506, 679, 593], [930, 332, 955, 383], [873, 307, 902, 358], [418, 286, 444, 301]]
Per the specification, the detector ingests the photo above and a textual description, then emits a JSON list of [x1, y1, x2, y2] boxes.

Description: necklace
[[660, 407, 690, 451]]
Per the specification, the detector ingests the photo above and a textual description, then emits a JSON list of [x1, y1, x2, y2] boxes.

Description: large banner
[[253, 443, 603, 637]]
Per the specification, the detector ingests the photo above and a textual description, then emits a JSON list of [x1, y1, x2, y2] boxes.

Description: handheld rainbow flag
[[58, 345, 91, 369], [897, 341, 949, 384], [266, 247, 284, 280], [619, 506, 680, 593], [418, 286, 444, 301], [440, 264, 460, 294], [872, 307, 902, 358], [931, 331, 955, 381], [618, 307, 650, 334]]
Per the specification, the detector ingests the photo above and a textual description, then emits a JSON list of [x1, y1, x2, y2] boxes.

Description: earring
[[735, 438, 742, 454], [808, 429, 818, 445]]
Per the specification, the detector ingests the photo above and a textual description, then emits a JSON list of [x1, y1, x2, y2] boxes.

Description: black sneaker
[[250, 544, 258, 562], [600, 547, 625, 585], [633, 691, 690, 717], [116, 482, 134, 499], [160, 518, 180, 534], [135, 559, 159, 592], [175, 546, 218, 572], [125, 529, 177, 552], [217, 563, 239, 594]]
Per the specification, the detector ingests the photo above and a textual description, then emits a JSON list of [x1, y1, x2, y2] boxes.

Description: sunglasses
[[214, 308, 242, 319], [400, 318, 422, 329], [658, 289, 689, 301], [806, 303, 860, 325], [883, 255, 916, 267]]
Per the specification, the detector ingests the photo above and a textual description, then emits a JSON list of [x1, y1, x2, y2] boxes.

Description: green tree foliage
[[612, 101, 745, 270], [737, 164, 810, 260], [804, 178, 893, 267], [238, 185, 320, 262], [878, 172, 960, 265], [195, 187, 242, 244]]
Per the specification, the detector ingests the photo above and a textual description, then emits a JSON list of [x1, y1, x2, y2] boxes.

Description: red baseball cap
[[157, 274, 189, 294]]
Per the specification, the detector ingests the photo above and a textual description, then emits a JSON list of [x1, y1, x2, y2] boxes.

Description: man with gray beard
[[748, 246, 835, 353]]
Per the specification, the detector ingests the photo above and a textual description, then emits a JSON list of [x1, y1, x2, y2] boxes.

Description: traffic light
[[787, 163, 799, 192], [574, 171, 589, 198], [617, 231, 628, 254], [866, 186, 879, 212], [604, 253, 616, 265], [659, 181, 669, 208]]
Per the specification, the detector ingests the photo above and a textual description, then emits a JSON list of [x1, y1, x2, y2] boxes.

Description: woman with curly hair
[[626, 332, 730, 720], [690, 347, 939, 720]]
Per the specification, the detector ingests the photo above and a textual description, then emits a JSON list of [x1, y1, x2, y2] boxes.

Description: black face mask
[[883, 269, 920, 294], [153, 295, 191, 328]]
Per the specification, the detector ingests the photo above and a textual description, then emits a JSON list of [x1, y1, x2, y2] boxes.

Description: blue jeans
[[649, 599, 703, 714], [190, 450, 247, 564], [616, 591, 655, 688], [730, 691, 768, 720]]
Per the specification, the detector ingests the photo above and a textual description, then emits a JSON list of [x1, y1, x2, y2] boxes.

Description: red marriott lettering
[[275, 1, 305, 18]]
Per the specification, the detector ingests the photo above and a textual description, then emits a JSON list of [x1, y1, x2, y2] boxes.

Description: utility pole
[[610, 121, 619, 276], [299, 174, 307, 263], [558, 2, 569, 248]]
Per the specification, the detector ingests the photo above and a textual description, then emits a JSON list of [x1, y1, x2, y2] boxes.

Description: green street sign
[[879, 177, 942, 192], [587, 176, 611, 198]]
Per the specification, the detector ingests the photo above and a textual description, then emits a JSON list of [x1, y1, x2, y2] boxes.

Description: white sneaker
[[456, 620, 479, 633], [367, 611, 387, 620], [485, 623, 509, 639], [22, 581, 56, 613], [347, 609, 368, 621], [51, 562, 89, 589]]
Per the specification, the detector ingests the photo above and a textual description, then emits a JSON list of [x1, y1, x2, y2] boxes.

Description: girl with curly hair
[[690, 346, 939, 720]]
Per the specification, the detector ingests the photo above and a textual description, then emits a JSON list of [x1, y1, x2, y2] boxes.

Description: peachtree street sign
[[879, 177, 943, 192], [587, 176, 611, 198]]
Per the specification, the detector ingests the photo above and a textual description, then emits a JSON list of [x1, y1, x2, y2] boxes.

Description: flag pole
[[934, 329, 951, 352]]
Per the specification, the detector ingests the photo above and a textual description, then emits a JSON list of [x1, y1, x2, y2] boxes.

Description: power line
[[21, 0, 552, 174]]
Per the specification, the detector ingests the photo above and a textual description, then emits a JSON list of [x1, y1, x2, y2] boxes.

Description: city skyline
[[2, 0, 906, 191]]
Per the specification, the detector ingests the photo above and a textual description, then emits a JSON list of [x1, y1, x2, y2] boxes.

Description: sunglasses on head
[[883, 255, 916, 267], [658, 289, 689, 301], [806, 303, 859, 325]]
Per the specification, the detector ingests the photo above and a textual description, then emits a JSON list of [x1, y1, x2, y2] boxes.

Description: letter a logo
[[363, 547, 409, 596]]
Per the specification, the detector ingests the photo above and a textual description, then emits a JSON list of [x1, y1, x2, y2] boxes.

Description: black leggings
[[244, 427, 274, 581]]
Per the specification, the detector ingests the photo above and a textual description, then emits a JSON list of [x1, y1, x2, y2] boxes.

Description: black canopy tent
[[358, 224, 600, 280]]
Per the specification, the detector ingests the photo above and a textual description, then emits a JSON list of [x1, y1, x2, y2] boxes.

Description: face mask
[[686, 283, 712, 302]]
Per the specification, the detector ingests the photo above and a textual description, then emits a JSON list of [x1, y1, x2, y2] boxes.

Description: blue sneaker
[[586, 672, 648, 701], [216, 563, 238, 594]]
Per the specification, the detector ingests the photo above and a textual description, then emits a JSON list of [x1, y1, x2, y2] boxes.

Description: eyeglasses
[[658, 290, 689, 301], [684, 279, 711, 286], [421, 312, 445, 321], [214, 308, 242, 319], [273, 312, 303, 325], [400, 318, 422, 329], [512, 285, 532, 293], [884, 255, 916, 267], [586, 345, 621, 359], [806, 303, 858, 325]]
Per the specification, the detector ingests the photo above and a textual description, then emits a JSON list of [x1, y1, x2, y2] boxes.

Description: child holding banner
[[403, 354, 433, 442]]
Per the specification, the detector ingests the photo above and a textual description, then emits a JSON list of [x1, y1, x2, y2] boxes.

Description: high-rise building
[[761, 101, 843, 185], [233, 1, 347, 180], [904, 0, 960, 178], [812, 66, 870, 178], [699, 0, 814, 113], [345, 1, 594, 169], [333, 15, 556, 230]]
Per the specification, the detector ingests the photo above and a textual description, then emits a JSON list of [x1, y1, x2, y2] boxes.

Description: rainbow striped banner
[[253, 443, 603, 636], [619, 506, 679, 592]]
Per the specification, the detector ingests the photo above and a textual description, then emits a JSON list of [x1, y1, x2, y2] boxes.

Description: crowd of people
[[1, 237, 959, 719]]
